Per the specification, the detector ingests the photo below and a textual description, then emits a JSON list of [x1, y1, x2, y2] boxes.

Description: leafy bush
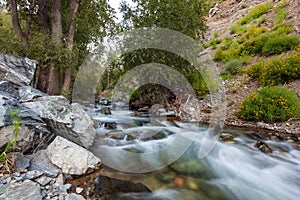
[[256, 15, 267, 26], [237, 2, 273, 25], [230, 24, 247, 35], [244, 26, 267, 39], [221, 59, 242, 76], [262, 35, 299, 56], [247, 51, 300, 85], [274, 8, 288, 25], [208, 38, 222, 49], [237, 86, 300, 122]]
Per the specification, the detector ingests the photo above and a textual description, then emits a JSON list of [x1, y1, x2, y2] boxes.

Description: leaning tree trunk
[[9, 0, 33, 49], [61, 0, 80, 92]]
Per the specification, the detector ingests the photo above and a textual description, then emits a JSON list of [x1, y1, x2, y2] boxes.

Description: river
[[86, 104, 300, 200]]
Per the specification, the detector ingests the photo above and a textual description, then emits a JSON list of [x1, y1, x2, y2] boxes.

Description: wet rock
[[100, 106, 111, 115], [96, 176, 151, 195], [0, 53, 37, 88], [19, 86, 48, 101], [254, 140, 273, 154], [23, 96, 96, 148], [0, 180, 42, 200], [220, 133, 235, 141], [27, 150, 61, 178], [170, 160, 209, 178], [46, 136, 101, 175]]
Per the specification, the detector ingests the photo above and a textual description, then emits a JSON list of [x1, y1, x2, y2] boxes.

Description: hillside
[[200, 0, 300, 140]]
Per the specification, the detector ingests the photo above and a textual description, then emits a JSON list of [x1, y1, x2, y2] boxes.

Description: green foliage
[[262, 35, 299, 56], [8, 109, 21, 149], [256, 15, 267, 26], [121, 0, 209, 39], [244, 25, 267, 39], [208, 38, 222, 49], [237, 2, 273, 25], [247, 51, 300, 85], [274, 8, 288, 25], [221, 59, 242, 76], [115, 0, 211, 97], [229, 24, 248, 35], [237, 86, 300, 122]]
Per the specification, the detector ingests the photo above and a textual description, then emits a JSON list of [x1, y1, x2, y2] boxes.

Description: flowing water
[[87, 105, 300, 200]]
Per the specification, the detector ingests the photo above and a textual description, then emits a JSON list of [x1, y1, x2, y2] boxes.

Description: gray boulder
[[0, 53, 37, 88], [23, 96, 96, 148], [0, 180, 43, 200], [0, 91, 50, 151], [46, 136, 101, 175]]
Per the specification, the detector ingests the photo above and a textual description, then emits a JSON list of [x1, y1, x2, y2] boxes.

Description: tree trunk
[[38, 0, 50, 35], [46, 0, 63, 95], [36, 0, 51, 93], [62, 0, 80, 92]]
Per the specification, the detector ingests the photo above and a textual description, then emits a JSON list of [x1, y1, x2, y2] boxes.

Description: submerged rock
[[220, 133, 235, 141], [46, 136, 101, 175], [254, 140, 273, 154]]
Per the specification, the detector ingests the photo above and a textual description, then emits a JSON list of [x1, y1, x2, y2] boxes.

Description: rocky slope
[[199, 0, 300, 142]]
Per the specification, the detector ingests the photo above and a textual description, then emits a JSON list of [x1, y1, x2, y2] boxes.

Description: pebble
[[76, 187, 84, 194]]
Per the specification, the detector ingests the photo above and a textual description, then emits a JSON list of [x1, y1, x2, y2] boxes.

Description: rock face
[[23, 96, 96, 148], [0, 53, 37, 88], [46, 136, 101, 175]]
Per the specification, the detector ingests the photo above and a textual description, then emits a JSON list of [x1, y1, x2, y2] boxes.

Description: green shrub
[[274, 8, 288, 25], [256, 15, 267, 26], [237, 86, 300, 122], [262, 35, 299, 56], [244, 25, 267, 39], [237, 2, 273, 25], [208, 38, 222, 49], [239, 36, 265, 55], [272, 23, 292, 34], [221, 59, 242, 76], [230, 24, 248, 35], [247, 51, 300, 85]]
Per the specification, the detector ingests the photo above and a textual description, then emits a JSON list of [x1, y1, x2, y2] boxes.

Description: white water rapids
[[88, 108, 300, 200]]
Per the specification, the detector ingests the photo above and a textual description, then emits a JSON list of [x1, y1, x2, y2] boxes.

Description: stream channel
[[84, 102, 300, 200]]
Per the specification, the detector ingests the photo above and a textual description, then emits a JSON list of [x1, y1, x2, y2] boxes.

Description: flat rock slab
[[0, 180, 42, 200], [46, 136, 101, 175]]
